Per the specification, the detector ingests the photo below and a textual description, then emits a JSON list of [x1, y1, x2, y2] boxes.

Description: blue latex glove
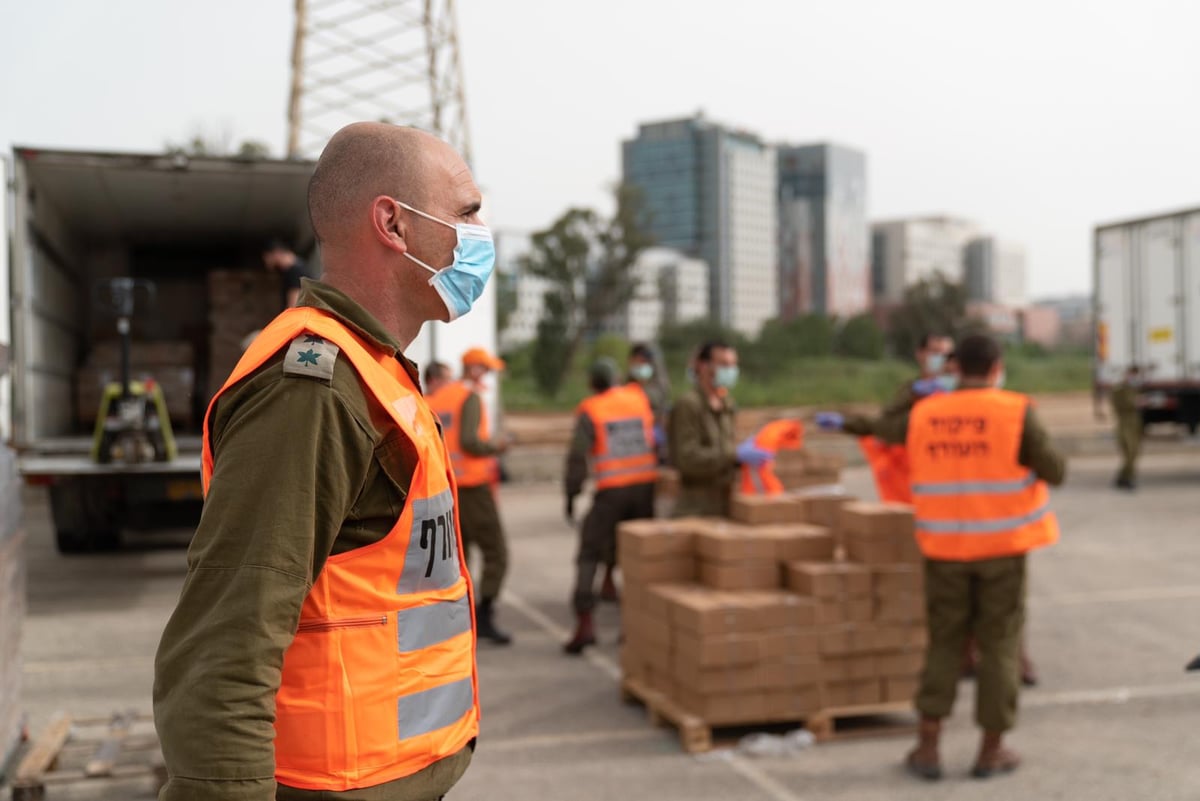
[[736, 437, 774, 467], [911, 378, 944, 397], [652, 424, 666, 448], [814, 412, 845, 432]]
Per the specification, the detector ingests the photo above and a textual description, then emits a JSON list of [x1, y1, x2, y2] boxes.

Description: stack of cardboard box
[[207, 270, 283, 401], [772, 448, 846, 491], [76, 340, 197, 428], [620, 492, 928, 730]]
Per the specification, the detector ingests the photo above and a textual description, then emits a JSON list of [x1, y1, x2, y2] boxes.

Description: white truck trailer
[[1094, 207, 1200, 432], [4, 146, 498, 553]]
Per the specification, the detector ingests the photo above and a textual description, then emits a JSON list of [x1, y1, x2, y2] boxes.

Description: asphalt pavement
[[10, 449, 1200, 800]]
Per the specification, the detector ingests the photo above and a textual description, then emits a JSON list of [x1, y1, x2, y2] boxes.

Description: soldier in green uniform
[[1110, 366, 1143, 490], [873, 336, 1067, 780], [667, 340, 770, 518], [838, 333, 954, 438], [154, 123, 487, 801]]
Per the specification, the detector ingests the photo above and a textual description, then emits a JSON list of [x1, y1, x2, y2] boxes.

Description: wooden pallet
[[9, 712, 165, 801], [806, 701, 916, 742], [620, 679, 713, 753]]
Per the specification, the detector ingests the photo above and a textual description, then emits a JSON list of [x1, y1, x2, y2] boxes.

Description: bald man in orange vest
[[873, 334, 1066, 781], [155, 123, 484, 801]]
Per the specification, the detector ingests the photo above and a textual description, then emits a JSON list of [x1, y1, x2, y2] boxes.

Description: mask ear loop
[[394, 200, 455, 282]]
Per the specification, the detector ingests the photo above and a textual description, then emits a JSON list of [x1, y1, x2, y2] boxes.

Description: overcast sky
[[3, 0, 1198, 300]]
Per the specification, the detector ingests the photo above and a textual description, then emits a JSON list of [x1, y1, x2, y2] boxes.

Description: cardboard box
[[674, 660, 799, 694], [729, 493, 806, 526], [795, 490, 857, 529], [822, 678, 883, 708], [618, 518, 701, 560], [673, 632, 764, 669], [786, 562, 872, 599], [756, 524, 835, 563], [763, 686, 822, 721], [739, 591, 812, 629], [643, 583, 700, 619], [762, 629, 821, 659], [877, 650, 925, 677], [819, 654, 880, 682], [700, 560, 781, 592], [873, 565, 923, 596], [622, 556, 696, 585], [623, 613, 671, 650], [667, 588, 799, 635], [641, 640, 672, 674], [874, 593, 925, 624], [845, 533, 903, 565], [883, 676, 920, 703], [814, 597, 874, 626], [695, 524, 777, 562], [840, 502, 916, 537], [674, 689, 770, 726], [819, 626, 883, 656]]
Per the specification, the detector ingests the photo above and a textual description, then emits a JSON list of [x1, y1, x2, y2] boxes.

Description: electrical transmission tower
[[287, 0, 472, 162]]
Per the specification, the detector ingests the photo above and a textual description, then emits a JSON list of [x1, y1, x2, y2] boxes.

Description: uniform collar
[[295, 278, 422, 386]]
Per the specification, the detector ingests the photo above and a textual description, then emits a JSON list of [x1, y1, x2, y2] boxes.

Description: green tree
[[495, 272, 518, 334], [532, 292, 572, 397], [521, 185, 653, 396], [888, 272, 970, 360], [836, 313, 886, 360]]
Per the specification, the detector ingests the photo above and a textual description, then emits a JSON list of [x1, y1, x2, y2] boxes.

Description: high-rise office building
[[777, 144, 870, 318], [623, 115, 777, 335], [870, 216, 980, 303], [966, 237, 1027, 308]]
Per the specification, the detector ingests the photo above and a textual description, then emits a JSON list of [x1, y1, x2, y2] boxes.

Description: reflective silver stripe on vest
[[748, 467, 766, 494], [593, 461, 658, 482], [397, 676, 474, 739], [917, 503, 1050, 535], [912, 471, 1037, 497], [397, 489, 460, 594], [396, 595, 472, 653]]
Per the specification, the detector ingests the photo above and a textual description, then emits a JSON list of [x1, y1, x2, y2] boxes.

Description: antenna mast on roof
[[286, 0, 472, 163]]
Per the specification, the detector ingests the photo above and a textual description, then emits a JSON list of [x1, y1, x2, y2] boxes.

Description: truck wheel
[[49, 479, 121, 554]]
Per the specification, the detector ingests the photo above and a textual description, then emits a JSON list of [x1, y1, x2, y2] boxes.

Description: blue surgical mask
[[936, 374, 959, 392], [396, 201, 495, 321], [630, 363, 654, 382], [714, 365, 739, 390], [925, 353, 946, 375]]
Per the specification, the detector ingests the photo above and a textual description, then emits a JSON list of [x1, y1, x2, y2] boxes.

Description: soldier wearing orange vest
[[154, 123, 489, 801], [425, 347, 514, 646], [563, 359, 658, 654], [873, 334, 1066, 781]]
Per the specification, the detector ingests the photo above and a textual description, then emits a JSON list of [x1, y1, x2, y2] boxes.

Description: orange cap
[[462, 347, 506, 371]]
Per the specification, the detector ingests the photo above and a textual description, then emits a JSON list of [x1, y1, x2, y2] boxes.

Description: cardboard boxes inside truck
[[620, 492, 926, 728]]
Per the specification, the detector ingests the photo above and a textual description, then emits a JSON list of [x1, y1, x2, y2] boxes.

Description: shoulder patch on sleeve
[[282, 333, 341, 383]]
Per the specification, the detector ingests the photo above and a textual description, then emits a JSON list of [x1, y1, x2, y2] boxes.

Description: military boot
[[972, 731, 1020, 779], [905, 717, 943, 780], [475, 597, 512, 646], [563, 611, 596, 655]]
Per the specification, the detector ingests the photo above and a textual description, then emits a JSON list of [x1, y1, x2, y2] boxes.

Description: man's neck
[[324, 268, 425, 351], [960, 378, 992, 389]]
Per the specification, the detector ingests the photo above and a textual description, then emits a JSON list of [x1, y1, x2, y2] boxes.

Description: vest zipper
[[297, 614, 388, 633]]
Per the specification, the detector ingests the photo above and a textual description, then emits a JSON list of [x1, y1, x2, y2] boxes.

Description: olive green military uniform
[[876, 386, 1067, 732], [154, 280, 471, 801], [1110, 381, 1141, 486], [565, 410, 655, 612], [843, 378, 921, 437], [667, 388, 738, 518], [456, 391, 508, 600]]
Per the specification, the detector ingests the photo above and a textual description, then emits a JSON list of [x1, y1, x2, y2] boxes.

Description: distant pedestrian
[[1110, 365, 1143, 490]]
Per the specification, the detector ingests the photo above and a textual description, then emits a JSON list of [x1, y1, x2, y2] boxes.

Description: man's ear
[[371, 197, 408, 254]]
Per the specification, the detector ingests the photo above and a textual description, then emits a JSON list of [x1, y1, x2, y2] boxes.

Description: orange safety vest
[[426, 380, 498, 489], [577, 385, 658, 491], [907, 388, 1060, 562], [859, 436, 912, 503], [202, 307, 479, 792], [739, 419, 804, 496]]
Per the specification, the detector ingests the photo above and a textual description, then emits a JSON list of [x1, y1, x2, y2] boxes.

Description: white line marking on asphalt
[[1037, 585, 1200, 606], [503, 591, 805, 801], [1024, 681, 1200, 709]]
